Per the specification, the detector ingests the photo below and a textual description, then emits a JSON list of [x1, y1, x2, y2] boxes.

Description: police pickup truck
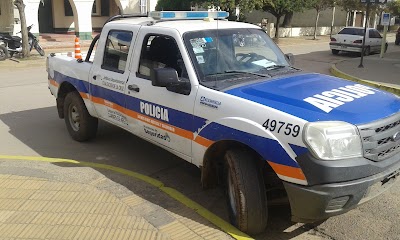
[[47, 11, 400, 235]]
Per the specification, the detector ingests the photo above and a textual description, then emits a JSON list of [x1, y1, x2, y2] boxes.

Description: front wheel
[[34, 42, 45, 56], [224, 149, 268, 235], [64, 91, 98, 141], [0, 46, 8, 61]]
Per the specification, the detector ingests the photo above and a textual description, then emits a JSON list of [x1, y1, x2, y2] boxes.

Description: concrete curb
[[330, 62, 400, 96]]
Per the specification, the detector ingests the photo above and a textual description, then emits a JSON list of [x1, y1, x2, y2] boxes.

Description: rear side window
[[369, 30, 381, 38], [102, 30, 133, 73], [338, 28, 364, 36]]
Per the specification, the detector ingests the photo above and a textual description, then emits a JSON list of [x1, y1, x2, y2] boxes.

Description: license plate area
[[341, 45, 347, 49], [360, 169, 400, 204]]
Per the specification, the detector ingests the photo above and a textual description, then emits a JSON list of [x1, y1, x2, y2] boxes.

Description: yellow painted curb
[[330, 63, 400, 96], [0, 155, 253, 240]]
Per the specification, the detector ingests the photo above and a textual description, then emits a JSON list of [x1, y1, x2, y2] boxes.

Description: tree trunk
[[275, 15, 281, 40], [282, 12, 294, 27], [314, 10, 320, 40], [14, 0, 30, 57]]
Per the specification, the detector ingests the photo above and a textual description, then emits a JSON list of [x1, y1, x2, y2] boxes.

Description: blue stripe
[[54, 71, 306, 168], [198, 123, 305, 168], [54, 71, 207, 132]]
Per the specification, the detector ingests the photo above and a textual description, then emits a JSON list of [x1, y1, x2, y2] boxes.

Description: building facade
[[0, 0, 157, 39]]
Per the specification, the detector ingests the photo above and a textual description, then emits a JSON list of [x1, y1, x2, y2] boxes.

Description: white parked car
[[330, 27, 388, 56]]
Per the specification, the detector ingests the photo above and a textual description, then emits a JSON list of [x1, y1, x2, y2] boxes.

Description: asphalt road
[[0, 37, 399, 240]]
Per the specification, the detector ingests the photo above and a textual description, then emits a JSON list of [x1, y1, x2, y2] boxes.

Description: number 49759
[[262, 119, 300, 137]]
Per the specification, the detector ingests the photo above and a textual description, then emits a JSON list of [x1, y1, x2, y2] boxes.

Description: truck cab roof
[[108, 18, 260, 35]]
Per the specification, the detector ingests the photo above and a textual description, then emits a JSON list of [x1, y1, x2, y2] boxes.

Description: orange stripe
[[49, 79, 59, 87], [267, 161, 306, 181], [194, 136, 214, 148], [90, 94, 194, 140], [79, 92, 89, 99]]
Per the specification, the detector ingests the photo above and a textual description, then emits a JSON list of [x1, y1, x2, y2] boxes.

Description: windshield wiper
[[224, 70, 270, 78]]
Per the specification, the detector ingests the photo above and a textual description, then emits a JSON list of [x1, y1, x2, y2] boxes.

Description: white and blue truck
[[47, 11, 400, 235]]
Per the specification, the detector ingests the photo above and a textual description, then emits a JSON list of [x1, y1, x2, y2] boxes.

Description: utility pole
[[330, 4, 336, 38], [358, 1, 371, 68]]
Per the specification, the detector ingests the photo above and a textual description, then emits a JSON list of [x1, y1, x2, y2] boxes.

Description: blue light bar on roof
[[149, 11, 229, 20]]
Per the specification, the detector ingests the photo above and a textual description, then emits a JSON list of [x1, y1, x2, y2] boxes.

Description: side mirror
[[151, 68, 191, 95], [285, 53, 295, 66]]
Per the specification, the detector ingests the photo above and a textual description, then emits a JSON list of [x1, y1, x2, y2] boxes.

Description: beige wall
[[245, 8, 347, 28], [53, 0, 75, 29], [0, 0, 14, 33], [52, 0, 121, 31]]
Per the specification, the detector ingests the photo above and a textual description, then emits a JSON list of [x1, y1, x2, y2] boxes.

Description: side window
[[369, 30, 374, 38], [137, 34, 188, 80], [102, 30, 133, 73]]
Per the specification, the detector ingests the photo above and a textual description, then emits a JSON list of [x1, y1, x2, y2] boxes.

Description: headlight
[[303, 121, 362, 160]]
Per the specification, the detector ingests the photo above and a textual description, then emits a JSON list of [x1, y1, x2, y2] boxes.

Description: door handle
[[128, 84, 140, 92]]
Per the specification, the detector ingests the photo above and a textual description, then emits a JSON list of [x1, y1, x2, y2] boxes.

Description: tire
[[224, 149, 268, 235], [64, 91, 98, 141], [363, 46, 370, 56], [331, 49, 339, 55], [0, 46, 8, 61], [34, 42, 45, 56]]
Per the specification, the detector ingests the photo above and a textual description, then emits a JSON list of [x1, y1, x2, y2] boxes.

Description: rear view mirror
[[285, 53, 295, 66]]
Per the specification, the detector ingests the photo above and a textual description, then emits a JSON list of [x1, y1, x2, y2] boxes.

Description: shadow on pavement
[[0, 106, 322, 239]]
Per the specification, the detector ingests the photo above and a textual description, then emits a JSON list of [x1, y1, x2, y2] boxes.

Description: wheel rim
[[227, 171, 237, 217], [68, 104, 80, 132]]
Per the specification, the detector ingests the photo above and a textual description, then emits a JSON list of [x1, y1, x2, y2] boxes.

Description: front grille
[[358, 113, 400, 161]]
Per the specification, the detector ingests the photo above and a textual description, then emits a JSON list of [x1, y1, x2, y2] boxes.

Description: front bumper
[[330, 42, 362, 53], [284, 159, 400, 223]]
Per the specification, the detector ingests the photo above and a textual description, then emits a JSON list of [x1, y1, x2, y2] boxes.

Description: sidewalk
[[331, 48, 400, 94], [0, 158, 236, 240]]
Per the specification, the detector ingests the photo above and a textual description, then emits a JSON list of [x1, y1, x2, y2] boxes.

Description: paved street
[[0, 36, 399, 240]]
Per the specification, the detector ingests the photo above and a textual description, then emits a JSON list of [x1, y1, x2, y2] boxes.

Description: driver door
[[125, 28, 198, 159]]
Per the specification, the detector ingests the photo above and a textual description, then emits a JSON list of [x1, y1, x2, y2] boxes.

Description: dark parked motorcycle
[[0, 24, 45, 60]]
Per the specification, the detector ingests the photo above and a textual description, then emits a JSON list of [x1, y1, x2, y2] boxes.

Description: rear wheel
[[0, 46, 8, 61], [331, 49, 339, 55], [363, 46, 370, 56], [64, 91, 98, 141], [34, 42, 45, 56], [224, 149, 268, 235], [395, 39, 399, 45]]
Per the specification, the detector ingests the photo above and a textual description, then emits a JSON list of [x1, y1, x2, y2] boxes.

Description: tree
[[388, 0, 400, 17], [258, 0, 309, 39], [309, 0, 334, 40], [282, 11, 294, 27], [14, 0, 30, 57], [155, 0, 193, 11]]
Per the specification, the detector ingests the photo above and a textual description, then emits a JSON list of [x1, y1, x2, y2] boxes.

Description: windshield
[[183, 28, 290, 85]]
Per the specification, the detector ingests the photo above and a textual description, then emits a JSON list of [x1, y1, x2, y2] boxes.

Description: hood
[[225, 73, 400, 125]]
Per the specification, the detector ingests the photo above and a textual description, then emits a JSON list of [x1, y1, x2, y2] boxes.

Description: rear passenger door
[[89, 27, 138, 130]]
